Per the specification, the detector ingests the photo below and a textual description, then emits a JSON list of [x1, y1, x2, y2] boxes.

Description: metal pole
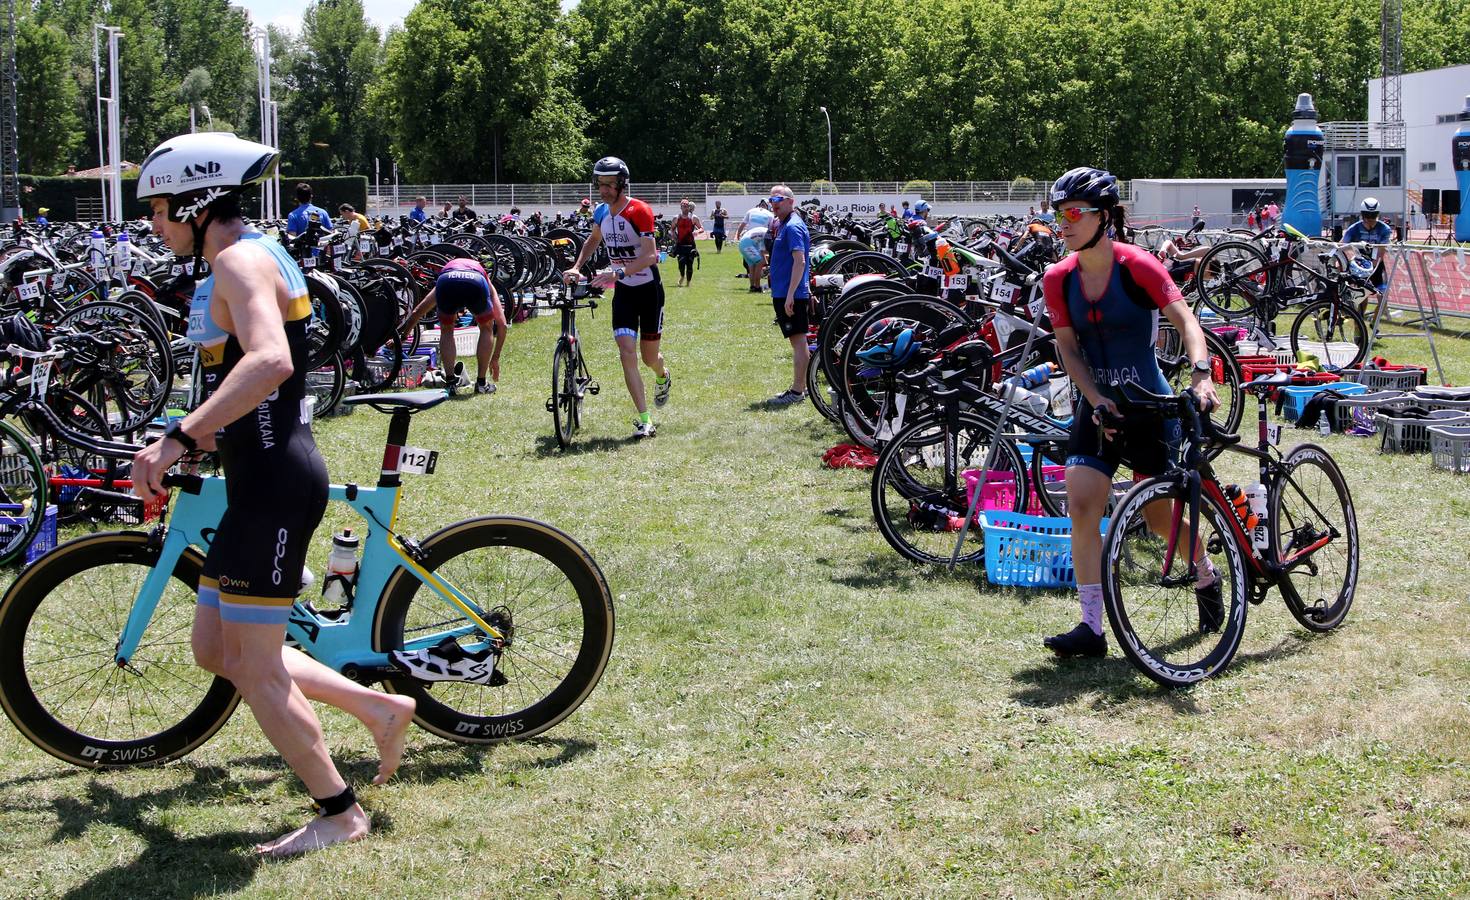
[[819, 106, 832, 183], [106, 28, 122, 222], [93, 27, 107, 221]]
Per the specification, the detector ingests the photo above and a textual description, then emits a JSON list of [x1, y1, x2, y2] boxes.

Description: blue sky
[[235, 0, 576, 34]]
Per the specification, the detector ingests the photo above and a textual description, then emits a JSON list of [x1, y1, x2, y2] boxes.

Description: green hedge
[[19, 174, 368, 222], [901, 179, 933, 197], [715, 181, 746, 195]]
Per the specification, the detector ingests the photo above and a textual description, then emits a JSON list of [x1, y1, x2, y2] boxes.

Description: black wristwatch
[[1191, 359, 1212, 377], [164, 420, 198, 452]]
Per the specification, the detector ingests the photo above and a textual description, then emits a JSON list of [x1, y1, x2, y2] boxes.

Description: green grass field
[[1, 247, 1468, 897]]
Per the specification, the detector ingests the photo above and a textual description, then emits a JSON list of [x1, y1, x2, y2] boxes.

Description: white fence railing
[[367, 180, 1135, 213]]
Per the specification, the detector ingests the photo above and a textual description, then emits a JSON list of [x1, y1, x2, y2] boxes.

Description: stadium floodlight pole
[[819, 106, 833, 184]]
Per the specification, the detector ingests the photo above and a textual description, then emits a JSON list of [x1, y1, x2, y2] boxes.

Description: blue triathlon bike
[[0, 390, 614, 768]]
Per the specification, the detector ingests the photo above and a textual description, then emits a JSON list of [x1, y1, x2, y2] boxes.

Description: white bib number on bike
[[359, 237, 373, 255], [946, 274, 968, 291], [398, 446, 438, 475], [993, 282, 1018, 304], [897, 242, 910, 255], [32, 359, 52, 397], [1266, 423, 1281, 446], [304, 257, 317, 269], [17, 280, 41, 301], [1028, 293, 1047, 318], [923, 265, 943, 280], [50, 273, 68, 290]]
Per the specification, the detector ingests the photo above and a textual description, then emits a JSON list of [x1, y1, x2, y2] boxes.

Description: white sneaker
[[632, 418, 656, 439], [453, 360, 468, 387], [475, 380, 497, 395], [654, 371, 672, 408]]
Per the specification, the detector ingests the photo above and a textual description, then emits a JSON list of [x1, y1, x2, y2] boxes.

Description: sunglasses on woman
[[1055, 206, 1102, 223]]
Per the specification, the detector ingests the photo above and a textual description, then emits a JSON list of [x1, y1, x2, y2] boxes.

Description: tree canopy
[[12, 0, 1470, 181]]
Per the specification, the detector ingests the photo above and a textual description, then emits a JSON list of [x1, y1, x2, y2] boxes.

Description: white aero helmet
[[137, 132, 280, 221], [1360, 197, 1380, 214]]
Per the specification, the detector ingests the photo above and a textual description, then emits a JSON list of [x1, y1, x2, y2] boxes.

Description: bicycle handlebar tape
[[1454, 95, 1470, 242], [1282, 93, 1324, 238]]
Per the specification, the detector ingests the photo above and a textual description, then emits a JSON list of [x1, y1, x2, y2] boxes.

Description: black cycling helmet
[[1051, 166, 1120, 251], [593, 156, 630, 187]]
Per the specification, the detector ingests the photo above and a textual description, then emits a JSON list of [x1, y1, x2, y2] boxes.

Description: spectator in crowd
[[1028, 205, 1038, 219], [287, 183, 333, 237], [339, 204, 370, 233], [452, 196, 477, 222], [1265, 199, 1280, 228], [439, 201, 453, 219], [765, 184, 811, 406], [35, 207, 49, 227], [900, 200, 915, 220], [409, 196, 429, 223], [1192, 204, 1203, 227], [1036, 198, 1055, 224]]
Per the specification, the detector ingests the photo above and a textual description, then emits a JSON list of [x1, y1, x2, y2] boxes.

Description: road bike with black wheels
[[0, 389, 614, 767], [546, 279, 601, 448], [1100, 374, 1358, 688]]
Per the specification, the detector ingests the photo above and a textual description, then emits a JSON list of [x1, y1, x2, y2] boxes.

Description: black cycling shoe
[[1043, 622, 1107, 658], [1196, 578, 1225, 633]]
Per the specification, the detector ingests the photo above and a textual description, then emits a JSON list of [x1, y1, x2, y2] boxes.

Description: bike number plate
[[923, 265, 943, 280], [399, 446, 438, 475], [897, 242, 910, 255], [993, 282, 1018, 304], [1266, 423, 1281, 446], [303, 257, 317, 269], [359, 237, 374, 255], [17, 280, 41, 301], [1028, 293, 1047, 318], [32, 359, 52, 397], [50, 273, 68, 289], [946, 274, 968, 290]]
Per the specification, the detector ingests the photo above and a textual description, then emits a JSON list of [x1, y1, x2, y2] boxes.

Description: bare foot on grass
[[254, 805, 370, 858], [366, 693, 417, 785]]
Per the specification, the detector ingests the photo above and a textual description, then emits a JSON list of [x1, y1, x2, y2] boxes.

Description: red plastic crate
[[48, 477, 167, 524]]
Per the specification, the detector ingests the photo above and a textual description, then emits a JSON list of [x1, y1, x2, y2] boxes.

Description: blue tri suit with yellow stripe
[[187, 232, 329, 625]]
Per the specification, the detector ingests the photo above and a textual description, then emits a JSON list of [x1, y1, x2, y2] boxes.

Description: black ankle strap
[[311, 784, 356, 817]]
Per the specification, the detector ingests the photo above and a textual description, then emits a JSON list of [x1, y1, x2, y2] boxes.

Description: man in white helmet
[[130, 132, 415, 857], [1342, 197, 1393, 297]]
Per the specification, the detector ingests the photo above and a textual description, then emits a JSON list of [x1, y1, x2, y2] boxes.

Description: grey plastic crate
[[1429, 425, 1470, 474], [1331, 391, 1416, 434], [1375, 410, 1470, 454], [1341, 368, 1426, 391]]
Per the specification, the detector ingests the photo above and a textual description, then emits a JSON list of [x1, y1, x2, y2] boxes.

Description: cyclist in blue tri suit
[[1042, 166, 1221, 660], [1341, 197, 1393, 296], [132, 133, 415, 858]]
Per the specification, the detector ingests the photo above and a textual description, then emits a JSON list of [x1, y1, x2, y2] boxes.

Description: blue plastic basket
[[981, 510, 1108, 589], [1279, 381, 1367, 422], [0, 503, 58, 566]]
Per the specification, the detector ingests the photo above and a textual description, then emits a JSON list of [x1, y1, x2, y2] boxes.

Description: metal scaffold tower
[[1380, 0, 1405, 148], [1, 0, 22, 222]]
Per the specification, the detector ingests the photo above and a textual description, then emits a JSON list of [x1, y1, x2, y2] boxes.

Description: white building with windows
[[1369, 63, 1470, 223]]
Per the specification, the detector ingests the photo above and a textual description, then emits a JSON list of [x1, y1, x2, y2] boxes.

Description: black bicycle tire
[[1102, 477, 1250, 687], [552, 339, 575, 447], [373, 516, 614, 743], [870, 410, 1026, 565], [1288, 298, 1368, 370], [1196, 240, 1270, 320], [0, 532, 239, 767], [0, 419, 47, 565], [1269, 443, 1358, 632]]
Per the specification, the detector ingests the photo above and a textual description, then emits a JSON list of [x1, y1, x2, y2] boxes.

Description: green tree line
[[13, 0, 1470, 184]]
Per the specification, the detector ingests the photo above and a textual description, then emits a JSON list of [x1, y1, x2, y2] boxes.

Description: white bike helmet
[[137, 132, 280, 221], [1360, 197, 1380, 215]]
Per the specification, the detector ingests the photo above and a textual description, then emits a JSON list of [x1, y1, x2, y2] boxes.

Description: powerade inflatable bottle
[[1282, 93, 1324, 237], [1454, 95, 1470, 242]]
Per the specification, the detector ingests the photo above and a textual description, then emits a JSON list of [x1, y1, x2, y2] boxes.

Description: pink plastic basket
[[963, 465, 1066, 518]]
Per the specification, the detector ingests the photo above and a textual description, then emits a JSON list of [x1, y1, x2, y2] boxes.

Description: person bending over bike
[[561, 156, 672, 439], [1041, 166, 1220, 659], [401, 257, 508, 395], [129, 133, 416, 858]]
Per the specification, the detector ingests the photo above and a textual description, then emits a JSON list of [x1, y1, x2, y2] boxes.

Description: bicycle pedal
[[545, 398, 556, 413], [588, 382, 600, 395]]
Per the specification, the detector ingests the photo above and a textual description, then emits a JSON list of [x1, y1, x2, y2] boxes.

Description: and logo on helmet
[[137, 132, 280, 263]]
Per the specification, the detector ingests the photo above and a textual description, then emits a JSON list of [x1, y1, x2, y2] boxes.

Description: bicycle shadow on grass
[[819, 553, 984, 592], [530, 434, 636, 457], [42, 764, 277, 899], [1008, 630, 1324, 712]]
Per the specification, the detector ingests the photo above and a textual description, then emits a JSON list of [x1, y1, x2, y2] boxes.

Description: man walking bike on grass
[[562, 156, 672, 439], [131, 132, 415, 858]]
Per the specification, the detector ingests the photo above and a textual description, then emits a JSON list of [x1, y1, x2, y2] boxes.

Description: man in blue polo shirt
[[286, 182, 333, 237], [408, 196, 429, 223], [766, 184, 811, 406]]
